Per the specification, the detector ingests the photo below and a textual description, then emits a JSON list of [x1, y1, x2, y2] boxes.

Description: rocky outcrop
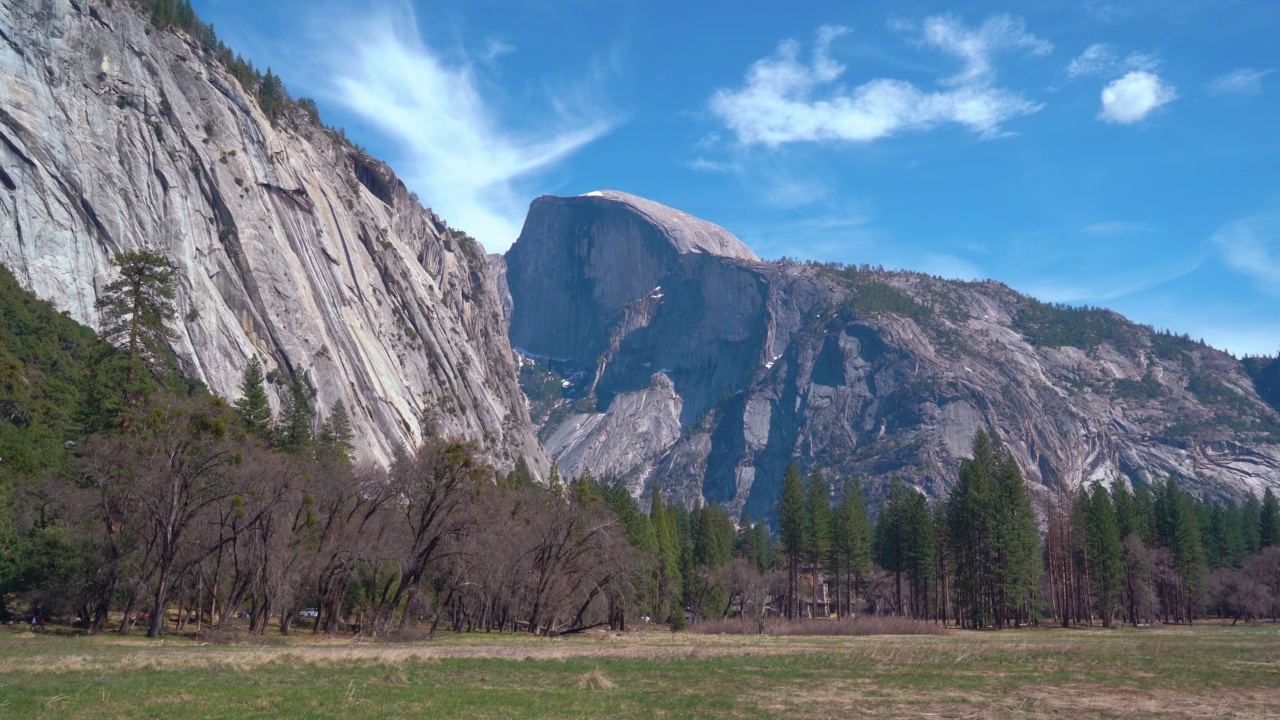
[[0, 0, 546, 471], [506, 192, 1280, 516]]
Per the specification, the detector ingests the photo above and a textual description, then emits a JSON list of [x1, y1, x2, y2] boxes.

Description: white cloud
[[1213, 214, 1280, 296], [480, 39, 516, 66], [1083, 221, 1153, 236], [1098, 71, 1177, 124], [1065, 43, 1157, 79], [917, 14, 1052, 87], [688, 158, 732, 173], [1208, 68, 1274, 96], [326, 9, 614, 251], [708, 15, 1049, 147]]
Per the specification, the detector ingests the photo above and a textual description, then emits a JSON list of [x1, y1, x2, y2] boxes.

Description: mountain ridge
[[504, 192, 1280, 516]]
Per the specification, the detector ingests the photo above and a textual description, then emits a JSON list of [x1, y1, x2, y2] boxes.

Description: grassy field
[[1, 622, 1277, 718]]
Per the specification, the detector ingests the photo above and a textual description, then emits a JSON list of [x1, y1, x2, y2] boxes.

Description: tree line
[[2, 253, 1279, 637]]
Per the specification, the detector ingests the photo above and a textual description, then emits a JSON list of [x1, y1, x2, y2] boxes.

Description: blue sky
[[193, 0, 1280, 356]]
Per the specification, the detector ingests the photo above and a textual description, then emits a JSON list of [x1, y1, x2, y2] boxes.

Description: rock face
[[506, 192, 1280, 516], [0, 0, 546, 470]]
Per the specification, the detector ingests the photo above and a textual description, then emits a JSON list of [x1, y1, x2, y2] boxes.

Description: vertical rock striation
[[0, 0, 545, 470]]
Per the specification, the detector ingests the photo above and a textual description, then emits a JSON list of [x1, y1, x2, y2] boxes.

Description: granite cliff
[[504, 191, 1280, 516], [0, 0, 545, 470]]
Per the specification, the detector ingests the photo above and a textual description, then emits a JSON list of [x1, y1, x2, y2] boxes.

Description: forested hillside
[[0, 264, 109, 487]]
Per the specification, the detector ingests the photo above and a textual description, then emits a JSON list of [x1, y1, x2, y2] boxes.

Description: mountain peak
[[570, 190, 760, 262]]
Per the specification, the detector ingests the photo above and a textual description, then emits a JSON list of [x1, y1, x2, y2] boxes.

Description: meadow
[[1, 622, 1277, 718]]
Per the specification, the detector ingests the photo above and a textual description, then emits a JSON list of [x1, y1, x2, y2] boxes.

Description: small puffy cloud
[[1066, 43, 1157, 79], [709, 15, 1049, 147], [1098, 71, 1177, 124], [1208, 68, 1274, 96]]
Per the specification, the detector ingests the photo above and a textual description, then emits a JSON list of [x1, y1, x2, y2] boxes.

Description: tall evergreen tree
[[946, 430, 1038, 628], [317, 400, 354, 463], [94, 251, 176, 426], [1154, 479, 1208, 623], [803, 470, 832, 617], [233, 356, 272, 437], [1218, 501, 1249, 568], [831, 478, 872, 618], [931, 501, 952, 624], [777, 462, 805, 619], [1260, 489, 1280, 549], [991, 439, 1040, 627], [1241, 494, 1263, 555], [1085, 482, 1124, 626], [650, 490, 683, 622], [275, 373, 314, 455], [875, 478, 934, 618], [948, 431, 997, 628], [1112, 481, 1139, 540]]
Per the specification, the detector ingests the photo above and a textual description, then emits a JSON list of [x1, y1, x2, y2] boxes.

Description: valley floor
[[0, 622, 1277, 718]]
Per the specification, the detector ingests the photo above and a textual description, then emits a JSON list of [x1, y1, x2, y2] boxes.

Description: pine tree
[[1154, 479, 1208, 623], [95, 251, 176, 427], [317, 400, 354, 463], [1085, 482, 1124, 626], [991, 438, 1039, 628], [1220, 501, 1249, 568], [777, 462, 805, 619], [750, 521, 773, 573], [802, 470, 831, 617], [233, 356, 272, 437], [931, 501, 952, 624], [948, 431, 997, 628], [1112, 481, 1138, 540], [502, 456, 536, 489], [693, 505, 734, 569], [650, 490, 682, 621], [1260, 489, 1280, 549], [258, 68, 288, 122], [1241, 494, 1263, 554], [275, 373, 314, 455], [829, 478, 871, 619], [875, 478, 934, 618]]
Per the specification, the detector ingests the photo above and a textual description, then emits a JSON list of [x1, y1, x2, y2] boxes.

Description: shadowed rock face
[[0, 0, 545, 472], [505, 193, 1280, 516]]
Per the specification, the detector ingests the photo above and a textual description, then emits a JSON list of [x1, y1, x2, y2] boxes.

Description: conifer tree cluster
[[127, 0, 322, 127]]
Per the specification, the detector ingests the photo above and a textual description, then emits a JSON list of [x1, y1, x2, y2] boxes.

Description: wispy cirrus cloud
[[1212, 213, 1280, 296], [708, 15, 1050, 147], [1084, 221, 1154, 236], [325, 6, 617, 251], [1065, 43, 1157, 79], [1208, 68, 1274, 96]]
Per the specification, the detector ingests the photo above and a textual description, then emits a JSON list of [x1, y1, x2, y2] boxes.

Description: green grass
[[1, 623, 1277, 718]]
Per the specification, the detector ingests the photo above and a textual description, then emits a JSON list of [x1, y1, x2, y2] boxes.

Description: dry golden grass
[[577, 668, 617, 690], [2, 622, 1277, 718], [690, 616, 950, 636]]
